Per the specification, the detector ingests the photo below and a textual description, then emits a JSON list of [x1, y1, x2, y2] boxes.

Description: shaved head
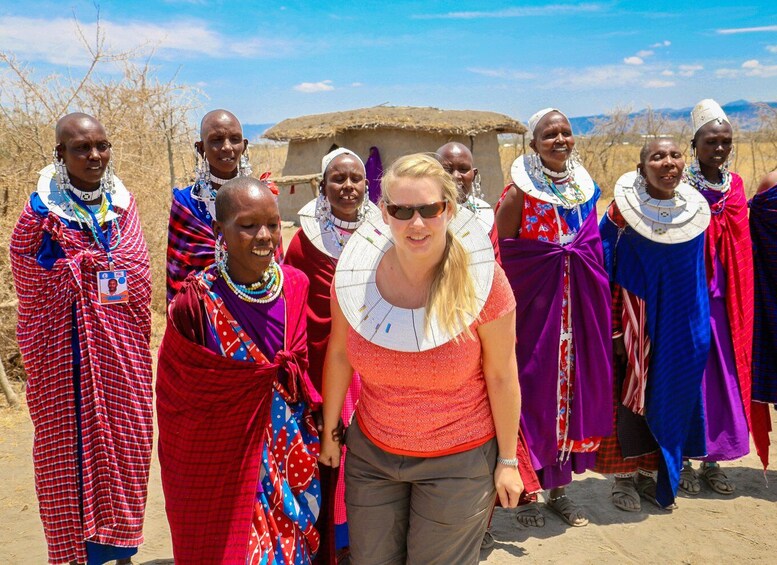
[[200, 109, 241, 139], [214, 176, 277, 222], [639, 136, 676, 166], [435, 142, 472, 161], [55, 112, 104, 145]]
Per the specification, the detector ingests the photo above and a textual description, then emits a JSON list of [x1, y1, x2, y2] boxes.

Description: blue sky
[[2, 1, 777, 124]]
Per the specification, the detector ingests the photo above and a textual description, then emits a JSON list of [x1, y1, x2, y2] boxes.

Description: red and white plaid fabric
[[10, 196, 154, 564]]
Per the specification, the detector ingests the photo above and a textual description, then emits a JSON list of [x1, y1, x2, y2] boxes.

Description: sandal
[[611, 476, 641, 512], [546, 495, 589, 527], [514, 502, 545, 527], [481, 529, 495, 550], [634, 473, 676, 511], [679, 462, 701, 496], [700, 463, 735, 495]]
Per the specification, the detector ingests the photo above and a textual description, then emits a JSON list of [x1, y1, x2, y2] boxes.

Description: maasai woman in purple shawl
[[495, 108, 612, 528]]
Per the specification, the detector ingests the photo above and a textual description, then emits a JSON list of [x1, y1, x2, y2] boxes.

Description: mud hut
[[263, 105, 526, 222]]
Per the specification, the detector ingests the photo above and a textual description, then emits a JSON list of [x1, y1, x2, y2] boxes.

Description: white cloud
[[678, 64, 703, 77], [715, 60, 777, 78], [293, 80, 334, 93], [717, 25, 777, 34], [467, 67, 536, 80], [767, 45, 777, 53], [0, 16, 292, 66], [350, 82, 363, 87], [661, 70, 675, 76], [636, 50, 654, 58], [547, 65, 644, 89], [413, 3, 605, 19], [650, 40, 671, 48], [624, 56, 644, 65], [645, 79, 675, 88]]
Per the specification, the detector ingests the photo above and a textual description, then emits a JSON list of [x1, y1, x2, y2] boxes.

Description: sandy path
[[2, 399, 776, 564]]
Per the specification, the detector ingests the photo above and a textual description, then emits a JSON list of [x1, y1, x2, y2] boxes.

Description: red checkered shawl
[[10, 196, 153, 565], [157, 265, 312, 563], [704, 174, 770, 467]]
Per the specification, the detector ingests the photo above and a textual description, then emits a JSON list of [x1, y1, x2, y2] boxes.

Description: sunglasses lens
[[419, 202, 446, 218], [387, 205, 414, 220]]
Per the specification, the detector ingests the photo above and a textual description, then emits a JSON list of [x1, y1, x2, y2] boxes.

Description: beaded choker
[[209, 172, 236, 186], [219, 261, 283, 303], [329, 213, 361, 230], [684, 160, 731, 193], [67, 184, 103, 203], [541, 164, 570, 180]]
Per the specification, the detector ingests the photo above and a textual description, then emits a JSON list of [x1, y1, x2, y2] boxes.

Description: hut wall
[[277, 129, 506, 223]]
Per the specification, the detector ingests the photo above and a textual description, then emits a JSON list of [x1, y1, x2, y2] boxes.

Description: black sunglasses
[[385, 201, 447, 220]]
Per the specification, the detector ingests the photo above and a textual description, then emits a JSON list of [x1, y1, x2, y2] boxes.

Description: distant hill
[[568, 100, 777, 135], [243, 123, 276, 142]]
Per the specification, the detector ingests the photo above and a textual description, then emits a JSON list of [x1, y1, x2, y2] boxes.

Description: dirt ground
[[2, 396, 776, 564]]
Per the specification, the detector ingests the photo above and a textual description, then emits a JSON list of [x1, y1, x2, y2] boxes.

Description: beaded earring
[[192, 149, 214, 201], [100, 160, 117, 196], [215, 234, 228, 270], [239, 147, 253, 177], [634, 169, 648, 193], [314, 186, 332, 223], [53, 148, 71, 191], [470, 172, 485, 201]]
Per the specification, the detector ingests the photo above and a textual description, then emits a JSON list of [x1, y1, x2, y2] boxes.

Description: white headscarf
[[691, 99, 730, 136], [321, 148, 365, 176], [528, 107, 568, 135]]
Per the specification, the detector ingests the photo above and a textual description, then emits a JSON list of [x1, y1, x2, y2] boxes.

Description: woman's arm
[[494, 185, 524, 239], [478, 309, 523, 508], [318, 290, 355, 468]]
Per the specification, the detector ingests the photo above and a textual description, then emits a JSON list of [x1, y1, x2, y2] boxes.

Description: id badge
[[97, 270, 129, 305]]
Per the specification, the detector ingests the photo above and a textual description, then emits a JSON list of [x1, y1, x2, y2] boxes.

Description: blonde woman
[[319, 154, 529, 564]]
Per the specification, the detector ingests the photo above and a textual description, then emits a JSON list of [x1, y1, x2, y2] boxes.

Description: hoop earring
[[192, 149, 214, 199], [634, 170, 648, 192]]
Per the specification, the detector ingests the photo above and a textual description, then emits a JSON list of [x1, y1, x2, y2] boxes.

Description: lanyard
[[68, 191, 117, 269]]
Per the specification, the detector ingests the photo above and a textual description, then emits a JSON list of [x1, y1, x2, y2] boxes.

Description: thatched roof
[[263, 106, 526, 141]]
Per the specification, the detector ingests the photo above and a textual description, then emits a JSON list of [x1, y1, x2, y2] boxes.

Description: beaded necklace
[[218, 261, 284, 303], [684, 159, 731, 216], [543, 175, 587, 209], [61, 189, 122, 255], [324, 212, 361, 251]]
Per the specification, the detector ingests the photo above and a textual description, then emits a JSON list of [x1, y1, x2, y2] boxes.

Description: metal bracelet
[[496, 456, 519, 468]]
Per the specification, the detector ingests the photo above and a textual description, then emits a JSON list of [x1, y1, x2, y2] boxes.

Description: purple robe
[[499, 210, 613, 474], [365, 146, 383, 203], [698, 257, 750, 461]]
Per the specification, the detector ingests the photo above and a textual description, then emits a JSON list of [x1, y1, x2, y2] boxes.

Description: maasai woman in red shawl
[[284, 148, 379, 563], [10, 113, 153, 565], [495, 109, 613, 528], [157, 177, 321, 564], [165, 109, 281, 303], [678, 99, 770, 496]]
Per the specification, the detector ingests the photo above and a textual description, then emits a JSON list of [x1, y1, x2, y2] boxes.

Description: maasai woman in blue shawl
[[595, 138, 711, 511]]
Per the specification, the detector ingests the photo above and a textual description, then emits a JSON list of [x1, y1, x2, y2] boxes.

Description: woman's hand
[[494, 463, 524, 508], [318, 431, 342, 468]]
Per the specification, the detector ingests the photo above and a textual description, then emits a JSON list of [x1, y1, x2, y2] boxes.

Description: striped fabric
[[619, 286, 650, 415], [166, 186, 217, 303], [10, 197, 153, 565]]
